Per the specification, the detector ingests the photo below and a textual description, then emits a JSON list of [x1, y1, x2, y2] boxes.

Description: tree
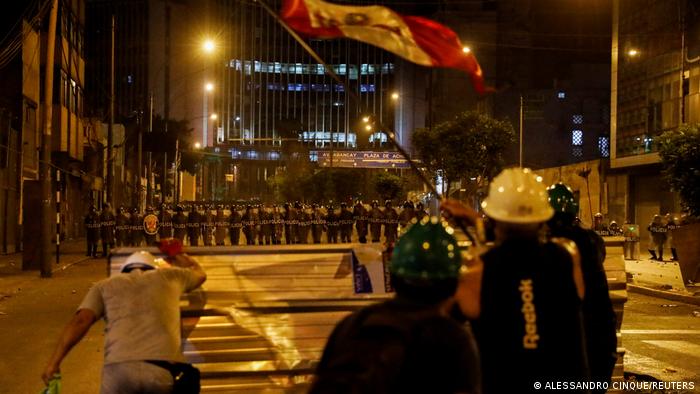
[[412, 110, 515, 199], [372, 172, 404, 202], [659, 124, 700, 218]]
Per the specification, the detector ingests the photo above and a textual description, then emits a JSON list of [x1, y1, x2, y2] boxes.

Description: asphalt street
[[622, 293, 700, 391], [2, 244, 699, 393]]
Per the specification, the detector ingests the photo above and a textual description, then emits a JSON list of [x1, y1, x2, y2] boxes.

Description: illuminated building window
[[598, 137, 610, 157], [557, 91, 566, 99], [572, 147, 583, 157], [572, 114, 583, 124], [572, 130, 583, 146]]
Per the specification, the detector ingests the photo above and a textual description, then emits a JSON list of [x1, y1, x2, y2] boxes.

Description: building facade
[[608, 0, 696, 235], [200, 0, 423, 200]]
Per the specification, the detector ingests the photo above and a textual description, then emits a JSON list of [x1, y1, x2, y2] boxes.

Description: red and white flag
[[281, 0, 493, 94]]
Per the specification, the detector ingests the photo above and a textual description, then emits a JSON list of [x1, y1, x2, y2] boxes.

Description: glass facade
[[212, 0, 396, 149]]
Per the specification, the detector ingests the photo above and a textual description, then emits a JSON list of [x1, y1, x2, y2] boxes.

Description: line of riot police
[[85, 200, 428, 254]]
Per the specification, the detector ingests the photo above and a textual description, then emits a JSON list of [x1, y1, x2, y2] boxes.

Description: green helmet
[[390, 218, 461, 280], [547, 183, 579, 217]]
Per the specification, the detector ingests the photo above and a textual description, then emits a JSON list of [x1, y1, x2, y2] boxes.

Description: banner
[[318, 151, 411, 168]]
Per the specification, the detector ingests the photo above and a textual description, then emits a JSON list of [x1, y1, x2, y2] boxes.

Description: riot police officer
[[297, 205, 311, 244], [114, 206, 130, 247], [608, 221, 623, 236], [353, 201, 368, 244], [310, 204, 325, 244], [84, 205, 100, 257], [172, 205, 188, 243], [130, 207, 144, 247], [143, 206, 159, 246], [339, 202, 354, 243], [283, 203, 297, 244], [201, 205, 215, 246], [325, 205, 340, 243], [272, 205, 283, 244], [369, 200, 383, 243], [648, 214, 667, 261], [383, 200, 399, 244], [228, 205, 242, 245], [158, 203, 173, 241], [593, 212, 609, 236], [665, 214, 680, 261], [398, 200, 415, 230], [187, 205, 201, 246], [100, 204, 116, 257], [214, 205, 228, 246], [242, 205, 257, 245], [260, 204, 274, 245]]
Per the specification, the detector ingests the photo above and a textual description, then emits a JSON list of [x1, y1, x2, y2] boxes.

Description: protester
[[443, 168, 589, 394], [547, 183, 617, 392], [311, 218, 480, 394], [42, 242, 206, 393]]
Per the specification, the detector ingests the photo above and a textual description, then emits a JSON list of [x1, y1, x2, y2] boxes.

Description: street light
[[204, 82, 214, 92], [194, 142, 201, 149], [365, 124, 372, 132], [202, 39, 216, 54], [627, 48, 639, 57], [462, 46, 471, 54], [210, 113, 218, 120], [362, 116, 370, 123], [391, 92, 399, 101]]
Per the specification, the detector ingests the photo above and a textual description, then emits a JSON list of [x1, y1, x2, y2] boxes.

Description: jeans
[[101, 361, 173, 394]]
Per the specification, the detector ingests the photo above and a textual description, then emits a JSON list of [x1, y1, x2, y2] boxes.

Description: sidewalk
[[0, 238, 107, 394], [625, 257, 700, 306]]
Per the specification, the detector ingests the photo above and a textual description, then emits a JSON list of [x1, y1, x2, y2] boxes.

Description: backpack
[[310, 306, 426, 394]]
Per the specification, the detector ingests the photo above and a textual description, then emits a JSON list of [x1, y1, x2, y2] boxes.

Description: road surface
[[622, 292, 700, 392]]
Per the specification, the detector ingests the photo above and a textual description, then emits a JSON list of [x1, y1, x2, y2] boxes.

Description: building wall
[[534, 159, 604, 229], [611, 0, 692, 168], [609, 0, 695, 239]]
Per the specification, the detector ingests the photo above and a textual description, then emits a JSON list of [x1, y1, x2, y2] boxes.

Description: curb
[[627, 284, 700, 306]]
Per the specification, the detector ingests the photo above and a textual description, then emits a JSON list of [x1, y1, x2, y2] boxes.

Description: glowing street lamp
[[194, 142, 201, 149], [204, 82, 214, 92], [365, 124, 372, 132], [362, 116, 370, 123], [210, 113, 218, 120], [391, 92, 399, 101], [627, 48, 639, 57], [462, 46, 471, 54], [203, 39, 216, 53]]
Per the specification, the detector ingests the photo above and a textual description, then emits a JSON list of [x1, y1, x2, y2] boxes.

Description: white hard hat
[[121, 251, 158, 273], [481, 168, 554, 224]]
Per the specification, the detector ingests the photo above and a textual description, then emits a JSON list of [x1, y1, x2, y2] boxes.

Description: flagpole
[[256, 0, 480, 246]]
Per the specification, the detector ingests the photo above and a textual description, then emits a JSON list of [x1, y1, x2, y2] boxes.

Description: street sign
[[318, 151, 410, 169]]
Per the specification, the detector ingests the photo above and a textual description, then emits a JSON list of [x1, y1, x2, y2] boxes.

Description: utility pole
[[40, 0, 59, 278], [106, 15, 115, 207], [519, 95, 524, 168], [147, 93, 153, 206], [137, 109, 143, 210], [162, 1, 171, 204]]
